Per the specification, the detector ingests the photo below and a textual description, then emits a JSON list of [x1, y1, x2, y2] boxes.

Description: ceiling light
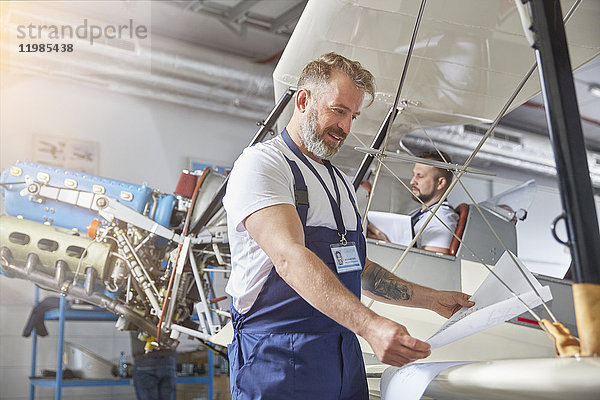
[[590, 84, 600, 98]]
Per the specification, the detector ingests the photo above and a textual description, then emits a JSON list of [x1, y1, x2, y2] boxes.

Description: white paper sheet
[[381, 361, 474, 400], [367, 211, 413, 245], [427, 251, 553, 349]]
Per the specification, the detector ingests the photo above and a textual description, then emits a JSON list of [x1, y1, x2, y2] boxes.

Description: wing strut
[[190, 88, 296, 235], [351, 0, 428, 190]]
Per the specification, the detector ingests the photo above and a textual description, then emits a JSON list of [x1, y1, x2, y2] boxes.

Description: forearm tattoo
[[362, 262, 413, 301]]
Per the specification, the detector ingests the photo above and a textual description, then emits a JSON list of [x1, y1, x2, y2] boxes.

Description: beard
[[412, 187, 435, 205], [299, 106, 344, 160]]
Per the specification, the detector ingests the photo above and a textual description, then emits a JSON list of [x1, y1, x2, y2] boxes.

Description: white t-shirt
[[411, 202, 458, 249], [223, 135, 361, 314]]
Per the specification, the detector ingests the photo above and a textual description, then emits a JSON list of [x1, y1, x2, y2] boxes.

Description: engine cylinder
[[0, 215, 114, 279]]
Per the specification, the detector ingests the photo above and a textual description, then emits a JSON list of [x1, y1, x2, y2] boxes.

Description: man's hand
[[361, 260, 474, 319], [366, 223, 390, 242], [430, 291, 474, 318], [362, 315, 431, 366]]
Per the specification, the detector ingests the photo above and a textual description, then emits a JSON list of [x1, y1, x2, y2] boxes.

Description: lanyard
[[329, 164, 360, 218], [324, 161, 342, 209], [323, 160, 363, 237], [282, 129, 348, 243]]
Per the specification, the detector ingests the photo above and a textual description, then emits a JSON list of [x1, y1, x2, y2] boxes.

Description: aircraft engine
[[0, 161, 229, 346]]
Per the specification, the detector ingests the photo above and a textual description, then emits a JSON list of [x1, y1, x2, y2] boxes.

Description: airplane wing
[[273, 0, 600, 146]]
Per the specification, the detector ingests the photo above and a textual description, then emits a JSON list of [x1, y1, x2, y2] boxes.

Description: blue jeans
[[133, 355, 177, 400]]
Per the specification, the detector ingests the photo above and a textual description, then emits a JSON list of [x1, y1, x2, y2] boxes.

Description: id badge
[[331, 242, 362, 273]]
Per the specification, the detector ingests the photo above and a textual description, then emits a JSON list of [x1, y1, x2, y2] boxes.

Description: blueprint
[[381, 361, 474, 400], [367, 211, 413, 245], [427, 251, 553, 349]]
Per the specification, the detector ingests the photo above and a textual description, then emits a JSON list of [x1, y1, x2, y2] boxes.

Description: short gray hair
[[297, 52, 375, 106]]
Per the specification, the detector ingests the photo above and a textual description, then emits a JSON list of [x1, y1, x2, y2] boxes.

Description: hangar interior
[[1, 1, 599, 399]]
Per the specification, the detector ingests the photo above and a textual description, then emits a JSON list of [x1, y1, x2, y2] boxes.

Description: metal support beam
[[352, 0, 427, 190], [190, 88, 296, 235], [529, 0, 600, 284], [351, 107, 399, 190]]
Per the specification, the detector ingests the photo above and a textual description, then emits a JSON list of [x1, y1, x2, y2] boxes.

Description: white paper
[[381, 361, 473, 400], [427, 251, 553, 349], [367, 211, 413, 245]]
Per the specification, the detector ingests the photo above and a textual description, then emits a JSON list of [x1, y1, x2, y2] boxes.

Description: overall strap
[[410, 201, 455, 237], [411, 201, 455, 222], [282, 156, 309, 226]]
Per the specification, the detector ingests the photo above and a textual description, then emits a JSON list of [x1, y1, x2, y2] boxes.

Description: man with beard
[[223, 53, 473, 399], [408, 151, 459, 254]]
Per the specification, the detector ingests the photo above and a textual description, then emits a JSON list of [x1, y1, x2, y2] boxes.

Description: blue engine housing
[[1, 162, 175, 234]]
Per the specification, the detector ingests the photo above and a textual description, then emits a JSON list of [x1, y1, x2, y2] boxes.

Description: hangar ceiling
[[154, 0, 600, 151], [3, 0, 599, 157], [152, 0, 306, 61]]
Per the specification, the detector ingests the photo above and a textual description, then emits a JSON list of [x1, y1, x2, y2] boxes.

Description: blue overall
[[228, 131, 368, 399]]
